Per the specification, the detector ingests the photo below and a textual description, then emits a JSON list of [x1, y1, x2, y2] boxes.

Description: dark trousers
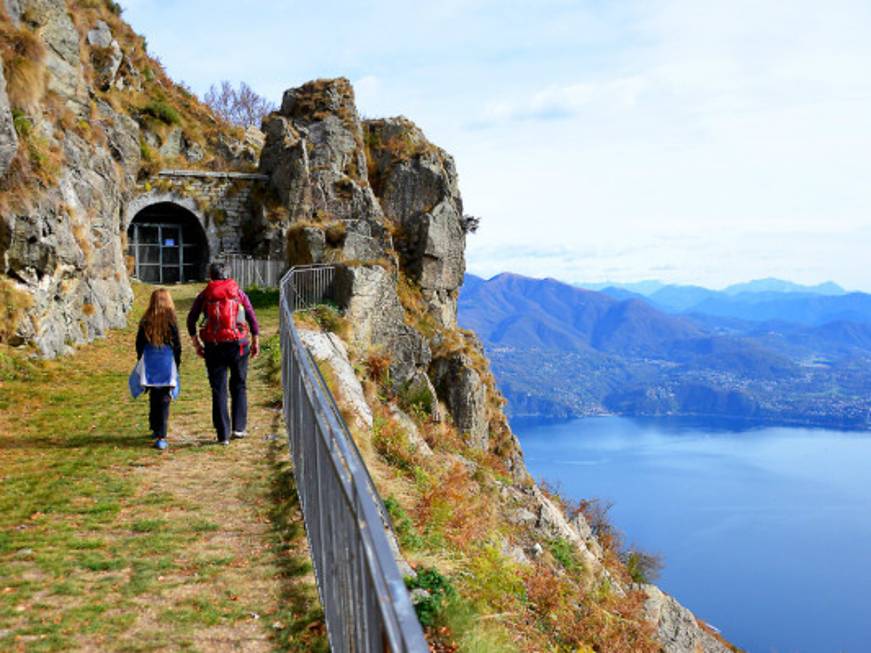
[[204, 342, 250, 440], [148, 387, 172, 438]]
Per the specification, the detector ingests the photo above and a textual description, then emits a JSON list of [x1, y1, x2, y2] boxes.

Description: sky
[[122, 0, 871, 291]]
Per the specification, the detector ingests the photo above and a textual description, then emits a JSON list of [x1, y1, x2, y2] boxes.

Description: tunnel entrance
[[127, 202, 208, 284]]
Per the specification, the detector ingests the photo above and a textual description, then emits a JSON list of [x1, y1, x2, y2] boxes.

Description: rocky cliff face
[[0, 0, 253, 356], [1, 1, 133, 356], [269, 78, 736, 652], [363, 116, 466, 328], [258, 79, 390, 264], [258, 80, 468, 330]]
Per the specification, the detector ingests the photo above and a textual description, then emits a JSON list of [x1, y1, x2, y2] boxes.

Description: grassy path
[[0, 283, 325, 652]]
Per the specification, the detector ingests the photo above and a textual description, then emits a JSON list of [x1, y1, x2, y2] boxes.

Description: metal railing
[[279, 265, 428, 653], [285, 263, 337, 311], [221, 254, 286, 289]]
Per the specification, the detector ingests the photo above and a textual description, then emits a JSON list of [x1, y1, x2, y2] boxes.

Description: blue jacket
[[130, 321, 182, 399], [129, 345, 180, 399]]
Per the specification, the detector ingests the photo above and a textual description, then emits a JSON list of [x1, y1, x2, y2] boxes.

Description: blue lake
[[512, 416, 871, 653]]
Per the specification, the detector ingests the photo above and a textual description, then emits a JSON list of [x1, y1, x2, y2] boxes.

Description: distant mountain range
[[579, 277, 847, 298], [459, 273, 871, 428]]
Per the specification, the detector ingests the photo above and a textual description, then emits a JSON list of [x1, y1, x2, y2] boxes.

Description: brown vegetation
[[0, 277, 34, 343], [0, 17, 46, 109]]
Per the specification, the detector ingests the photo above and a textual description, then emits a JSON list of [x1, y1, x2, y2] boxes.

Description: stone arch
[[126, 197, 210, 284], [126, 191, 213, 245]]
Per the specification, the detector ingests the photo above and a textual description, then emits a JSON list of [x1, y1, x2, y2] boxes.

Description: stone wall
[[128, 170, 267, 257]]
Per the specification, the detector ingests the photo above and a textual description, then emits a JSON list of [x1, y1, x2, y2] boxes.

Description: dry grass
[[363, 348, 391, 389], [415, 461, 494, 551], [283, 78, 358, 133], [395, 271, 438, 337], [0, 18, 46, 109], [71, 221, 93, 262], [0, 277, 34, 343]]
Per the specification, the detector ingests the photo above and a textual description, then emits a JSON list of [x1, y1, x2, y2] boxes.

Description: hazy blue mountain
[[459, 273, 871, 427], [598, 286, 647, 302], [647, 285, 720, 312], [575, 280, 666, 296], [460, 273, 701, 357], [743, 319, 871, 359], [576, 278, 849, 317], [723, 278, 845, 296], [687, 292, 871, 325]]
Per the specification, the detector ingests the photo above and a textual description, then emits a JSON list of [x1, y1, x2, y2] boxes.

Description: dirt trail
[[0, 283, 325, 652]]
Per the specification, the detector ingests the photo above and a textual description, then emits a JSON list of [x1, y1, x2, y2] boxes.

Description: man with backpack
[[187, 262, 261, 445]]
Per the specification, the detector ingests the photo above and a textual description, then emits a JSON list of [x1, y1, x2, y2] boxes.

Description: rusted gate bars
[[279, 265, 428, 652]]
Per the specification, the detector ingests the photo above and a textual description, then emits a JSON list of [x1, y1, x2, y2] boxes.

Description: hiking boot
[[231, 431, 247, 439], [154, 438, 168, 451]]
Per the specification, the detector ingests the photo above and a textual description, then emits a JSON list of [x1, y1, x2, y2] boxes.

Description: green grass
[[0, 282, 324, 651], [549, 536, 584, 574], [142, 99, 181, 125]]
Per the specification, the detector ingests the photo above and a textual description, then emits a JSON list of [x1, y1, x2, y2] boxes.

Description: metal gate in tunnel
[[128, 203, 208, 284]]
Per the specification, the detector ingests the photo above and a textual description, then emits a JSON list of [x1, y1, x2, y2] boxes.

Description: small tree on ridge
[[204, 81, 275, 128]]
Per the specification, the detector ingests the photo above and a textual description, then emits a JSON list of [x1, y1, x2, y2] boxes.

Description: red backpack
[[198, 279, 249, 344]]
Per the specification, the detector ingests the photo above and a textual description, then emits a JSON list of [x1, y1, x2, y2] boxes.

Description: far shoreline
[[508, 412, 871, 434]]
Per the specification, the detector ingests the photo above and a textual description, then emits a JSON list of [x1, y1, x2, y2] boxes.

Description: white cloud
[[478, 76, 647, 124]]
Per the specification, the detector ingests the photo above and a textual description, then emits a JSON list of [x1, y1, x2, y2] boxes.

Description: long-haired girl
[[135, 289, 182, 450]]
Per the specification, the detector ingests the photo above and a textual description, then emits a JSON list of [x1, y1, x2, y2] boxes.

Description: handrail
[[279, 265, 429, 652]]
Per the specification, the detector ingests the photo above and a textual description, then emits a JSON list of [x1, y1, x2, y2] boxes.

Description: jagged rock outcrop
[[334, 264, 432, 391], [258, 78, 391, 263], [364, 117, 466, 328], [257, 81, 465, 330], [299, 328, 373, 430], [258, 79, 482, 452], [3, 122, 133, 355], [643, 584, 731, 653], [429, 349, 489, 449], [1, 4, 135, 355]]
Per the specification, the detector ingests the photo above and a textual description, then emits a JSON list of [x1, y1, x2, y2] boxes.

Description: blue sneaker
[[154, 438, 168, 451]]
